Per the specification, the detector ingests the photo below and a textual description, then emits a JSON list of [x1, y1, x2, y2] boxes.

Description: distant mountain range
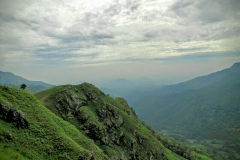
[[130, 62, 240, 159], [0, 71, 54, 93], [99, 77, 168, 99]]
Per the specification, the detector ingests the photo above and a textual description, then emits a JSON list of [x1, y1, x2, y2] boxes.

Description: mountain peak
[[0, 71, 14, 75], [231, 62, 240, 68], [116, 78, 128, 81]]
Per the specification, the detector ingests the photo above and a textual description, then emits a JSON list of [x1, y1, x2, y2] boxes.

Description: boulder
[[0, 103, 29, 129], [117, 115, 124, 127], [78, 151, 94, 160]]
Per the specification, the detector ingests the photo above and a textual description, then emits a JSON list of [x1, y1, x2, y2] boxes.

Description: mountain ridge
[[34, 83, 212, 160], [0, 71, 54, 93], [130, 63, 240, 159], [151, 62, 240, 95]]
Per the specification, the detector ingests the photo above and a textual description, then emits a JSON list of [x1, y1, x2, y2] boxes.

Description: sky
[[0, 0, 240, 84]]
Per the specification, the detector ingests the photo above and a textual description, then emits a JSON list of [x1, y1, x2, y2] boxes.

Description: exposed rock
[[103, 118, 113, 129], [85, 91, 98, 101], [101, 136, 109, 145], [117, 115, 124, 127], [0, 132, 13, 142], [0, 103, 9, 119], [97, 108, 108, 119], [78, 151, 95, 160], [0, 103, 29, 129], [56, 92, 87, 116], [5, 132, 13, 140], [3, 86, 9, 91]]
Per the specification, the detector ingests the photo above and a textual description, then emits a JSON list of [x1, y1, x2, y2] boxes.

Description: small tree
[[20, 84, 27, 90]]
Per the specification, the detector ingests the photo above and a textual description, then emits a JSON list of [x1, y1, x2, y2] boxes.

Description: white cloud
[[0, 0, 240, 83]]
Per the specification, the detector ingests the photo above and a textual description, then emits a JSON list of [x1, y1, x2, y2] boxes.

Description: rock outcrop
[[0, 103, 29, 129], [36, 83, 211, 160]]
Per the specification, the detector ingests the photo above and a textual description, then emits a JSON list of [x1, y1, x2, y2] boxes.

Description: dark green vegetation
[[0, 86, 108, 160], [0, 84, 212, 159], [131, 63, 240, 160], [36, 83, 207, 160], [0, 71, 54, 93], [0, 80, 218, 160], [20, 84, 27, 90]]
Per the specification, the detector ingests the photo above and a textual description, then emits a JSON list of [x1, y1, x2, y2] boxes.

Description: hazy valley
[[101, 63, 240, 159]]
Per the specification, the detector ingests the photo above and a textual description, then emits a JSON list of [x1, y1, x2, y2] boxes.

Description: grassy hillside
[[35, 83, 212, 160], [0, 86, 109, 160]]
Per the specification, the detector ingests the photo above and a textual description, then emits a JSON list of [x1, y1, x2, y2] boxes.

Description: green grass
[[35, 85, 68, 101], [0, 143, 26, 160], [0, 86, 109, 159], [0, 84, 212, 160]]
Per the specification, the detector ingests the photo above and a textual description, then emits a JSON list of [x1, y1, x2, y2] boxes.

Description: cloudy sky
[[0, 0, 240, 84]]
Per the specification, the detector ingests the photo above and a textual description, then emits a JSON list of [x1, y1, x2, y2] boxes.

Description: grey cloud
[[90, 31, 114, 40], [47, 32, 88, 44], [199, 25, 240, 41], [73, 51, 240, 64], [143, 28, 176, 39], [77, 52, 99, 58], [0, 4, 116, 60], [173, 47, 209, 53], [104, 1, 122, 16], [102, 0, 141, 23], [33, 44, 80, 54], [1, 0, 240, 71], [168, 51, 240, 60], [32, 44, 100, 63], [169, 0, 240, 24], [35, 52, 98, 60], [125, 0, 140, 12], [44, 28, 115, 46], [75, 10, 112, 35], [143, 27, 199, 42], [164, 0, 240, 43], [105, 0, 140, 14], [0, 0, 32, 15], [148, 51, 240, 62], [0, 14, 40, 33], [169, 0, 194, 17]]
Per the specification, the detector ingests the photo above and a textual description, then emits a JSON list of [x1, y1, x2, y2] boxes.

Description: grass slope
[[0, 86, 109, 160]]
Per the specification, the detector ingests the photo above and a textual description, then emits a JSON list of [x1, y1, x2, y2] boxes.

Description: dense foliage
[[36, 83, 186, 159], [0, 84, 212, 159], [0, 86, 108, 159]]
